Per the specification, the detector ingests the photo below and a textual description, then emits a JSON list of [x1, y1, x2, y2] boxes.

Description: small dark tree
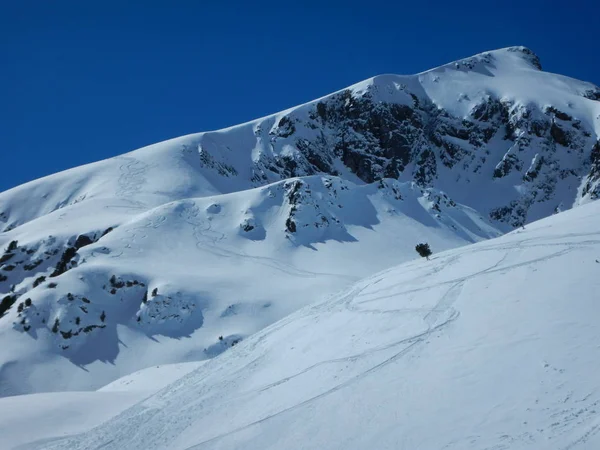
[[100, 311, 106, 322], [151, 288, 158, 297], [24, 298, 32, 307], [415, 243, 432, 260], [17, 302, 24, 313], [75, 316, 81, 325], [52, 318, 60, 333]]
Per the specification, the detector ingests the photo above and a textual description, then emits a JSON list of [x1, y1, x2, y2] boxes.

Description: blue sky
[[1, 0, 598, 192]]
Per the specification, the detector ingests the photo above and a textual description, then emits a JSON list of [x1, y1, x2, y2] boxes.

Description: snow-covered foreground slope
[[31, 199, 600, 450], [0, 361, 204, 449]]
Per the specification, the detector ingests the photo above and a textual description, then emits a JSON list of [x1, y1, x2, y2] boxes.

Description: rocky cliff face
[[195, 46, 600, 228]]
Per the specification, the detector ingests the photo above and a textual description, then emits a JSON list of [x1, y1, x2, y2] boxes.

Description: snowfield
[[1, 45, 600, 449], [0, 361, 205, 449], [9, 194, 600, 450], [0, 174, 497, 396]]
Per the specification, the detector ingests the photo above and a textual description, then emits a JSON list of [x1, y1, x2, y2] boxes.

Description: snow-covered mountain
[[0, 46, 599, 398], [5, 186, 600, 450], [0, 172, 497, 395]]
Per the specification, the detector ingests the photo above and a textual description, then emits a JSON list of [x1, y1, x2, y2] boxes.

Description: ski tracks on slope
[[183, 270, 464, 448], [187, 234, 600, 449], [177, 201, 356, 281]]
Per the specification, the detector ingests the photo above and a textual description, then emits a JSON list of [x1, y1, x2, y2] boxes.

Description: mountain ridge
[[1, 46, 599, 397]]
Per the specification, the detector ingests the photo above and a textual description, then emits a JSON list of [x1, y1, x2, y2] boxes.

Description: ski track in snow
[[180, 232, 580, 448], [177, 201, 357, 281], [259, 248, 595, 450]]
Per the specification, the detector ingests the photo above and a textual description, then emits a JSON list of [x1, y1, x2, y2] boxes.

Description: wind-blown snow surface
[[26, 199, 600, 450]]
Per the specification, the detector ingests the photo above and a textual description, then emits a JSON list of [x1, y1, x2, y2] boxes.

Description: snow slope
[[1, 45, 599, 398], [29, 198, 600, 450], [0, 391, 143, 449], [0, 361, 204, 449], [0, 174, 497, 396], [98, 361, 206, 393]]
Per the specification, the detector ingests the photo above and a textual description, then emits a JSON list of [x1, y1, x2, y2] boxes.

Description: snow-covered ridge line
[[3, 47, 598, 234]]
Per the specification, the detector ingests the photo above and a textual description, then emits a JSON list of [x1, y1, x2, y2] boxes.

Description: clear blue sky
[[1, 0, 598, 192]]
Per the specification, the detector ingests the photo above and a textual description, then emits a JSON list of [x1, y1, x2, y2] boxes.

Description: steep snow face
[[0, 175, 498, 395], [36, 199, 600, 450]]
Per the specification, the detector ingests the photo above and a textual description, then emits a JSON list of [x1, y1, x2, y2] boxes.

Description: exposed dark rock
[[494, 154, 521, 179], [550, 122, 571, 147], [582, 141, 600, 198], [74, 235, 93, 250], [545, 106, 572, 122], [414, 149, 437, 185], [6, 241, 18, 252], [50, 246, 77, 277], [275, 116, 296, 138], [0, 253, 15, 264], [583, 89, 600, 101], [0, 294, 17, 317], [23, 260, 43, 271], [285, 217, 297, 233], [524, 156, 544, 182], [60, 330, 73, 339], [109, 275, 125, 289]]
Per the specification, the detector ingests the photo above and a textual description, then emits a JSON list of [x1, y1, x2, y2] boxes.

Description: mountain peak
[[431, 46, 543, 76], [495, 46, 542, 70]]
